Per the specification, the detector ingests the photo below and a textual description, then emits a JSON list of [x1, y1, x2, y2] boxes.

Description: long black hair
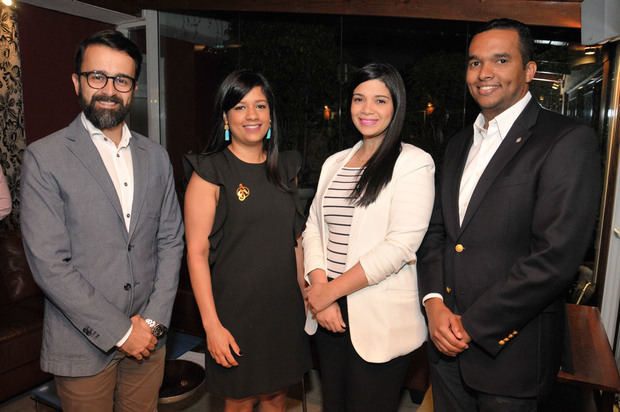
[[205, 70, 287, 191], [349, 63, 406, 207]]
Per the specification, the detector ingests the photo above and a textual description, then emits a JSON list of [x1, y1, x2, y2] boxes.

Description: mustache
[[91, 94, 123, 105]]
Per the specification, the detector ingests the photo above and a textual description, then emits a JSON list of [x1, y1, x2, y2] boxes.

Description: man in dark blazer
[[418, 18, 600, 411], [20, 31, 184, 412]]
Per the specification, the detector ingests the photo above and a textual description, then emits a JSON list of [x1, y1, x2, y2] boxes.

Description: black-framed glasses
[[78, 71, 136, 93]]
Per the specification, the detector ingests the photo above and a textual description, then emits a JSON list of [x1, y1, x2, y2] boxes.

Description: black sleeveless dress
[[192, 148, 311, 399]]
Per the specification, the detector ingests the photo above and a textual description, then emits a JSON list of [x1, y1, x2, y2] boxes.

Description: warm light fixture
[[425, 102, 435, 115], [584, 47, 596, 55], [323, 105, 330, 120], [1, 0, 13, 6], [552, 83, 559, 90]]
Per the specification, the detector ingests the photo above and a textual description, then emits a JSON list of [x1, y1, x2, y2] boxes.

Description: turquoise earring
[[224, 122, 230, 142], [266, 128, 271, 140]]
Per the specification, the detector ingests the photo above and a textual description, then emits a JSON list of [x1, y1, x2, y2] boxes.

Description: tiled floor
[[0, 368, 421, 412]]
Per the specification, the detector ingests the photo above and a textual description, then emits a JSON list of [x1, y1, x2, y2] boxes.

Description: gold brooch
[[236, 183, 250, 201]]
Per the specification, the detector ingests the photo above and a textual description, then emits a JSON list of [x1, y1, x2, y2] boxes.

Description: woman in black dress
[[185, 70, 310, 411]]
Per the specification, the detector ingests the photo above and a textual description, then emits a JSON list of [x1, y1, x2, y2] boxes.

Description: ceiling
[[74, 0, 583, 28]]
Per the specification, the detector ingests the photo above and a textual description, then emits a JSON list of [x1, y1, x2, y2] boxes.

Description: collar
[[80, 112, 132, 148], [473, 92, 532, 139]]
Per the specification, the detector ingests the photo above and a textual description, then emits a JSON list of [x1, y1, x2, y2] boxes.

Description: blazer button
[[445, 286, 452, 294], [127, 244, 132, 251], [455, 244, 464, 253], [499, 339, 506, 345], [124, 283, 131, 291]]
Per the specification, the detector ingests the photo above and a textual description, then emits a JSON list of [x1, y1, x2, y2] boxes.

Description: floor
[[0, 356, 423, 412]]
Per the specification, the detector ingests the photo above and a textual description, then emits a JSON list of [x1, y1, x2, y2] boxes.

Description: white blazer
[[303, 141, 435, 363]]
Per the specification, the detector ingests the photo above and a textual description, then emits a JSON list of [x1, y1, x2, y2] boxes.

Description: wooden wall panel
[[81, 0, 583, 28]]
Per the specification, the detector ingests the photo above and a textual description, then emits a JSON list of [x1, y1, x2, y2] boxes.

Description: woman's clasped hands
[[305, 282, 347, 333]]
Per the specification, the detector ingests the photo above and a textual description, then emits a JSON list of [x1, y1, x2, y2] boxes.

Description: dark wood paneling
[[80, 0, 582, 28], [17, 4, 113, 143]]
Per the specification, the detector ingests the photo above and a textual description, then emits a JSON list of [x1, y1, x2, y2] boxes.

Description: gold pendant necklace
[[236, 183, 250, 201]]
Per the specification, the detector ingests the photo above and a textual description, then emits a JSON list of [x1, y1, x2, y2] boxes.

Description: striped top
[[323, 166, 363, 279]]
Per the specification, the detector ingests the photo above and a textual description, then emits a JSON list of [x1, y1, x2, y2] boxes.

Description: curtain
[[0, 5, 26, 230]]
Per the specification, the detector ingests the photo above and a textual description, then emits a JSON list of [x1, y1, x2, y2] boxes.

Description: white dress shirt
[[80, 113, 134, 231], [458, 92, 532, 224], [423, 92, 532, 305], [80, 113, 134, 346]]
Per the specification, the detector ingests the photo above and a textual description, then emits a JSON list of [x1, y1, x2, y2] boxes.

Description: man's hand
[[119, 315, 157, 360], [315, 302, 346, 333], [426, 298, 470, 356]]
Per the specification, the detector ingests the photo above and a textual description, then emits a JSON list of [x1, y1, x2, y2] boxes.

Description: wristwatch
[[145, 319, 167, 338]]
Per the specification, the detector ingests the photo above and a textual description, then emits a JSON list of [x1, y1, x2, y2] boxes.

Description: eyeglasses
[[78, 71, 136, 93]]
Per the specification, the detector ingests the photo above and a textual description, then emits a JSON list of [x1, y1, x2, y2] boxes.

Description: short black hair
[[476, 18, 535, 67], [75, 30, 142, 80]]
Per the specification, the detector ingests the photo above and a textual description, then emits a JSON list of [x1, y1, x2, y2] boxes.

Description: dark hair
[[349, 63, 405, 207], [476, 18, 535, 67], [75, 30, 143, 80], [205, 70, 287, 191]]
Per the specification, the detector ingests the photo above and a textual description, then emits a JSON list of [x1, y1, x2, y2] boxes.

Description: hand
[[306, 282, 336, 315], [425, 298, 470, 356], [451, 316, 472, 344], [205, 323, 241, 368], [301, 286, 309, 314], [119, 315, 157, 360], [315, 302, 346, 333]]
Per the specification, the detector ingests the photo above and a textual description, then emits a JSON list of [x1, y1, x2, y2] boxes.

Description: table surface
[[556, 304, 620, 393]]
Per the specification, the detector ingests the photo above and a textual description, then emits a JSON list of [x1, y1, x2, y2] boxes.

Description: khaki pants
[[55, 345, 166, 412]]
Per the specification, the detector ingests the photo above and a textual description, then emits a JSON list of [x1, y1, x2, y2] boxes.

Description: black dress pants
[[430, 353, 538, 412], [314, 296, 413, 412]]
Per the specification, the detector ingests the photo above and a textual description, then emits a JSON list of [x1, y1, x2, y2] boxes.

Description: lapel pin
[[515, 137, 522, 143]]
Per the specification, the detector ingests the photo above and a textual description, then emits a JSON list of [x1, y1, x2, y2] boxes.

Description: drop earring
[[224, 121, 230, 142], [266, 120, 271, 140]]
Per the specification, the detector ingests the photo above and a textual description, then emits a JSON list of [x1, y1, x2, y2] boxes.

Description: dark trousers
[[430, 353, 538, 412], [314, 296, 413, 412]]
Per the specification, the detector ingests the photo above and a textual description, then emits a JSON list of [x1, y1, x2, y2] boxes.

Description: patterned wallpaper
[[0, 5, 26, 230]]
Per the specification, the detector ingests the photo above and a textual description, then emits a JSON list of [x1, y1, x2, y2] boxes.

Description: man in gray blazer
[[20, 30, 184, 412]]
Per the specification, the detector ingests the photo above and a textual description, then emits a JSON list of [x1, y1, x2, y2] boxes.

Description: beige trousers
[[55, 345, 166, 412]]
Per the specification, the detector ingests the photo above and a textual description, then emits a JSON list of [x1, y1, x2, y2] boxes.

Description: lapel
[[443, 131, 473, 240], [128, 134, 149, 239], [64, 116, 126, 236], [458, 99, 541, 235]]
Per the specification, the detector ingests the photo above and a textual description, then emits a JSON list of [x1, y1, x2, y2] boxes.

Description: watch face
[[152, 324, 166, 337]]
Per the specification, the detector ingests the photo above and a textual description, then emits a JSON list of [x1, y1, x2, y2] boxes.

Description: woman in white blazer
[[303, 63, 435, 411]]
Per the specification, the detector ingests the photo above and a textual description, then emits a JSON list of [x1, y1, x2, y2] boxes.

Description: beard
[[79, 89, 132, 130]]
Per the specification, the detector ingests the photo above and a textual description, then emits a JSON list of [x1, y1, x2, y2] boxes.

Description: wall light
[[584, 47, 596, 55], [1, 0, 13, 6]]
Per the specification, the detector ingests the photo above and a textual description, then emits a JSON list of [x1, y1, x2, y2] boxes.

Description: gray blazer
[[20, 115, 184, 377]]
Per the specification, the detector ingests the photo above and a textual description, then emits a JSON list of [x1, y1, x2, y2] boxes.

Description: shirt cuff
[[422, 293, 444, 306], [115, 325, 133, 347]]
